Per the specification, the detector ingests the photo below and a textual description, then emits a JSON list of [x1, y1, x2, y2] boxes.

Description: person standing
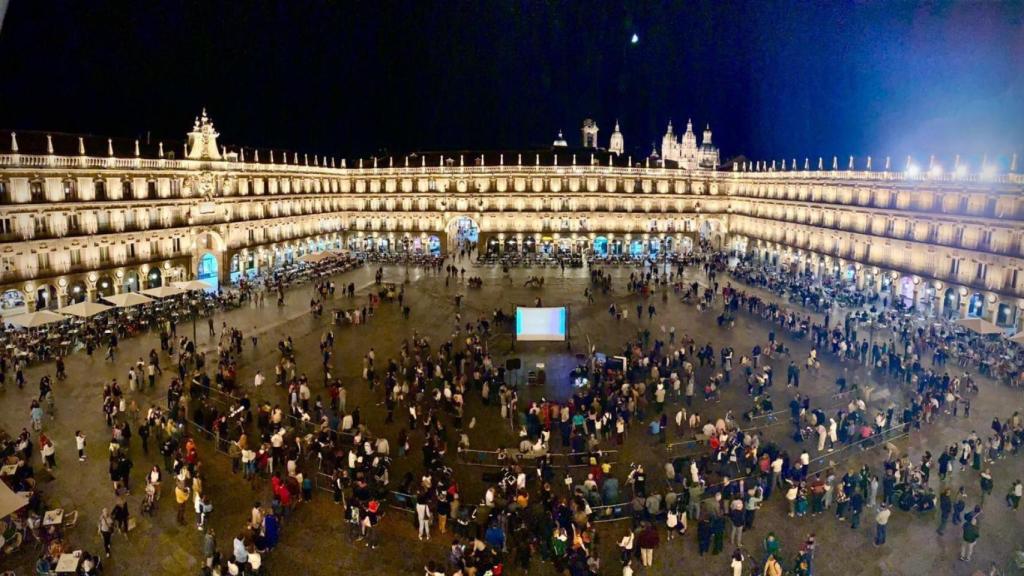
[[763, 554, 783, 576], [1007, 479, 1023, 510], [730, 549, 745, 576], [75, 431, 87, 462], [937, 488, 952, 535], [960, 514, 980, 561], [98, 508, 114, 557], [637, 522, 659, 568], [415, 490, 432, 541], [874, 504, 891, 546]]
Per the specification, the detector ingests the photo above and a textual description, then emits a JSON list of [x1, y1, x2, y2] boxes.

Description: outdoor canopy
[[0, 481, 29, 519], [1008, 331, 1024, 345], [101, 292, 156, 308], [955, 317, 1005, 335], [58, 301, 114, 318], [140, 285, 188, 298], [174, 280, 216, 291], [5, 310, 68, 328]]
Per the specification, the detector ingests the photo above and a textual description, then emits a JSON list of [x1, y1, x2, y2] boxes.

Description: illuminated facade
[[1, 112, 1022, 328]]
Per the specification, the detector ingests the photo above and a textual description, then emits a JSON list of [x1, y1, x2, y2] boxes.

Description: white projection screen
[[515, 307, 567, 341]]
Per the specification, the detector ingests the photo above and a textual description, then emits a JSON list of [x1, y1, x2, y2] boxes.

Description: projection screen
[[515, 307, 567, 341]]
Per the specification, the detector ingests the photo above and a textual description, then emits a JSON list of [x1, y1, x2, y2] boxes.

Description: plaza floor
[[2, 258, 1022, 575]]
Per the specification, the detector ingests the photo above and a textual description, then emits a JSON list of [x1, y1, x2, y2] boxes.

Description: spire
[[818, 157, 823, 170], [832, 156, 838, 170], [10, 132, 17, 153], [615, 119, 620, 132], [905, 155, 912, 171], [954, 154, 960, 169], [804, 158, 809, 170], [46, 134, 54, 154], [254, 149, 260, 163], [848, 155, 854, 170], [782, 159, 787, 170], [108, 138, 114, 156], [1012, 153, 1019, 173], [240, 148, 245, 162], [666, 120, 673, 134], [134, 139, 141, 157], [331, 157, 335, 168], [304, 153, 309, 166], [884, 156, 891, 171], [158, 142, 164, 158], [293, 152, 299, 164], [269, 150, 274, 163], [866, 155, 872, 170], [78, 137, 85, 155], [686, 118, 693, 132]]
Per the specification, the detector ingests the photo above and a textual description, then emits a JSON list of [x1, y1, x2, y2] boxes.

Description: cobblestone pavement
[[2, 259, 1022, 575]]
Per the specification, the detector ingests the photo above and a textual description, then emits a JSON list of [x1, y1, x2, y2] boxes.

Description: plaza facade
[[1, 111, 1023, 328]]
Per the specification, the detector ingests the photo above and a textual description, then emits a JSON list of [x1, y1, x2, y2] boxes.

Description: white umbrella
[[141, 285, 188, 298], [6, 310, 68, 328], [955, 317, 1004, 335], [58, 301, 113, 318], [102, 292, 155, 308], [174, 279, 216, 291], [299, 252, 331, 263], [0, 482, 29, 519]]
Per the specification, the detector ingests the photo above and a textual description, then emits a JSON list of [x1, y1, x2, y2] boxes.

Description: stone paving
[[1, 258, 1022, 576]]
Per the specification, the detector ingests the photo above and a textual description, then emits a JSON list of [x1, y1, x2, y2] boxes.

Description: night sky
[[1, 1, 1021, 166]]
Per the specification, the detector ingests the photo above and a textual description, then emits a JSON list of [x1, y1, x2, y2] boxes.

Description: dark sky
[[1, 1, 1021, 165]]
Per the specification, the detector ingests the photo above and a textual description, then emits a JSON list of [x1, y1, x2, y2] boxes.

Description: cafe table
[[55, 550, 81, 573], [43, 508, 64, 526]]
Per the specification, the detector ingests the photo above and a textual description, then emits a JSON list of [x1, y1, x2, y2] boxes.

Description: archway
[[897, 276, 915, 307], [942, 288, 960, 318], [1, 289, 26, 316], [35, 285, 58, 310], [123, 270, 140, 293], [96, 275, 115, 298], [967, 292, 985, 318], [446, 216, 479, 254], [197, 252, 220, 292], [629, 239, 644, 258], [148, 267, 163, 288], [504, 238, 518, 255], [427, 235, 441, 256], [68, 282, 87, 304], [995, 302, 1017, 327], [485, 237, 500, 255], [229, 254, 242, 283], [611, 239, 623, 256], [678, 236, 694, 254], [593, 236, 608, 257]]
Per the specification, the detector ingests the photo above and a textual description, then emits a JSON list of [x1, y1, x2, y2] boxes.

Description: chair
[[62, 510, 78, 529]]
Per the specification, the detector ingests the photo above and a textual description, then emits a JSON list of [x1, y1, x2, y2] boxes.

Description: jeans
[[960, 540, 976, 561], [875, 523, 886, 545]]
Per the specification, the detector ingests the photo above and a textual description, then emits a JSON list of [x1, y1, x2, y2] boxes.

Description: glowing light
[[955, 165, 968, 178], [981, 165, 997, 179], [929, 164, 942, 177], [631, 33, 639, 44], [906, 164, 920, 177]]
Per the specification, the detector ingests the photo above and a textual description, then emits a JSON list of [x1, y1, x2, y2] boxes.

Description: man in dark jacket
[[937, 488, 952, 535]]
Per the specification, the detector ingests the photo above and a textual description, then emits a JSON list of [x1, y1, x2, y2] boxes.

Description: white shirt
[[254, 373, 265, 387]]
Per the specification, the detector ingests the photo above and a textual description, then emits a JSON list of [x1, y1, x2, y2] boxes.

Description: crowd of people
[[2, 246, 1023, 576]]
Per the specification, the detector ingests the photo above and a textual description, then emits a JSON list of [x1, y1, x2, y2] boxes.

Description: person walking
[[75, 431, 87, 462], [873, 504, 891, 546], [1007, 479, 1023, 510], [98, 508, 114, 557], [763, 553, 783, 576]]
